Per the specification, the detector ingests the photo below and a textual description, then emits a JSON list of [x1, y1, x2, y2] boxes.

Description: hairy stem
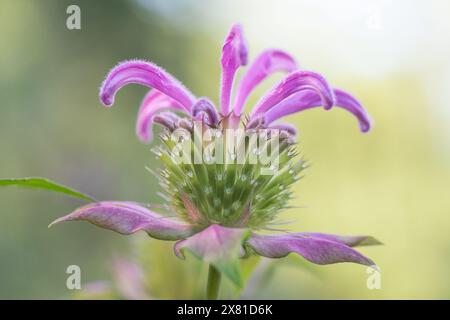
[[206, 264, 222, 300]]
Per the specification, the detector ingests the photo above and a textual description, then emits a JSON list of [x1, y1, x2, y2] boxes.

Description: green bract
[[153, 118, 307, 230]]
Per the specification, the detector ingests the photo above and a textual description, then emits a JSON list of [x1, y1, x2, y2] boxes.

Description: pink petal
[[246, 233, 378, 267], [268, 123, 297, 136], [264, 88, 372, 133], [250, 70, 334, 119], [100, 60, 195, 110], [233, 49, 298, 115], [49, 201, 196, 241], [220, 24, 248, 115], [191, 98, 219, 126], [136, 89, 186, 143], [333, 88, 372, 133], [295, 232, 382, 247], [152, 111, 182, 132], [174, 224, 248, 286]]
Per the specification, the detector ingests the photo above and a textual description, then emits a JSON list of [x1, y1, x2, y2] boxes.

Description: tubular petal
[[152, 111, 182, 132], [49, 201, 196, 241], [178, 118, 193, 131], [250, 71, 334, 118], [263, 90, 318, 124], [100, 60, 196, 110], [136, 89, 186, 143], [233, 49, 298, 115], [220, 24, 248, 115], [264, 88, 372, 132], [192, 98, 219, 126], [246, 233, 377, 267], [269, 123, 297, 136], [333, 88, 372, 132], [174, 224, 249, 287]]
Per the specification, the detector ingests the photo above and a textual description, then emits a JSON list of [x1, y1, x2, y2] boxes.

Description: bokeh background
[[1, 0, 450, 299]]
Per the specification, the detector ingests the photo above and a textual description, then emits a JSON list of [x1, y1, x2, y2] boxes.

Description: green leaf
[[0, 177, 96, 202]]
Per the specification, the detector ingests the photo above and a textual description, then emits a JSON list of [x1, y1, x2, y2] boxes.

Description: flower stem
[[206, 264, 222, 300]]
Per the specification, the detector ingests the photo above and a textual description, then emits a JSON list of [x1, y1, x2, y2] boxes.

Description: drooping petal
[[333, 88, 372, 132], [246, 233, 377, 267], [220, 24, 248, 115], [152, 111, 182, 132], [298, 232, 382, 247], [136, 89, 186, 143], [100, 60, 196, 110], [233, 49, 298, 115], [250, 71, 334, 119], [49, 201, 196, 241], [263, 88, 372, 132], [174, 224, 249, 287], [192, 98, 219, 126]]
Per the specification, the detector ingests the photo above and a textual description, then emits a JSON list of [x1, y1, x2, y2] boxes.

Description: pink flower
[[0, 25, 379, 297]]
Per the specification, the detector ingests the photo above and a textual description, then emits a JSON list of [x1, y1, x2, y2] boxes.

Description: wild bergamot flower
[[1, 24, 380, 299]]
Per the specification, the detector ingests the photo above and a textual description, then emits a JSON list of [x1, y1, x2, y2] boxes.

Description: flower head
[[51, 24, 379, 288]]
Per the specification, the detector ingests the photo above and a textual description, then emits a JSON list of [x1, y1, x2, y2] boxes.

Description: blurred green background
[[1, 0, 449, 299]]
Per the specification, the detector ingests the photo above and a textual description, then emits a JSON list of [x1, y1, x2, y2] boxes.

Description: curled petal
[[136, 89, 186, 143], [263, 90, 318, 125], [269, 123, 297, 137], [246, 233, 377, 267], [250, 71, 334, 119], [246, 114, 264, 130], [220, 24, 248, 115], [49, 201, 196, 241], [333, 88, 372, 132], [100, 60, 196, 110], [192, 98, 219, 126], [152, 111, 183, 132], [178, 118, 193, 131], [264, 88, 372, 133], [160, 111, 182, 123], [174, 224, 249, 286], [233, 49, 298, 115]]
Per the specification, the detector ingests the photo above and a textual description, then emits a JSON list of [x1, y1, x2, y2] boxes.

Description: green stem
[[206, 265, 222, 300]]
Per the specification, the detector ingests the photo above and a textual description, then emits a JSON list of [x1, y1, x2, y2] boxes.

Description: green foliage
[[0, 177, 95, 202]]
